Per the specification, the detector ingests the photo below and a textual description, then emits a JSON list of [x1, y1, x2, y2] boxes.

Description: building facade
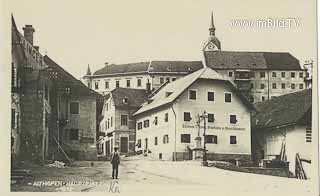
[[83, 14, 310, 104], [202, 14, 309, 103], [82, 61, 203, 95], [11, 16, 52, 165], [98, 88, 148, 158], [252, 89, 312, 179], [11, 16, 100, 164], [134, 68, 254, 161], [44, 56, 100, 161]]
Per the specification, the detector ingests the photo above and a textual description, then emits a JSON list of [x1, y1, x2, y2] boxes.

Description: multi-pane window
[[160, 77, 164, 84], [143, 120, 150, 128], [208, 92, 215, 101], [163, 135, 169, 144], [291, 72, 296, 78], [272, 72, 277, 77], [306, 127, 312, 143], [184, 112, 192, 121], [164, 113, 169, 122], [105, 81, 109, 89], [69, 129, 79, 140], [272, 83, 277, 89], [166, 77, 170, 83], [181, 134, 191, 143], [111, 117, 113, 127], [121, 115, 128, 126], [205, 135, 217, 144], [94, 81, 99, 89], [260, 72, 265, 78], [137, 122, 143, 130], [137, 78, 142, 87], [260, 84, 265, 89], [230, 115, 237, 124], [107, 119, 110, 129], [70, 102, 79, 114], [126, 80, 131, 88], [299, 84, 304, 89], [116, 81, 120, 88], [281, 83, 286, 89], [230, 136, 237, 144], [228, 71, 233, 77], [225, 93, 232, 102], [208, 113, 215, 123], [154, 137, 158, 145], [291, 84, 295, 89], [299, 72, 304, 78], [261, 96, 265, 101], [189, 90, 197, 100], [281, 72, 286, 78]]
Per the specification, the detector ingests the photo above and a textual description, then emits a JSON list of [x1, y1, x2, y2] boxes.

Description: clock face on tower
[[205, 42, 218, 51]]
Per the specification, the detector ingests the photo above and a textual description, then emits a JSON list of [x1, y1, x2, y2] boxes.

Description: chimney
[[23, 25, 35, 45]]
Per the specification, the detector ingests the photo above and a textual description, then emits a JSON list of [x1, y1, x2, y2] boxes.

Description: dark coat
[[110, 152, 120, 165]]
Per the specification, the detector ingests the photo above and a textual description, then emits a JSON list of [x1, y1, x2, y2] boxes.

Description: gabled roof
[[204, 51, 301, 70], [110, 88, 148, 108], [253, 89, 312, 129], [92, 61, 204, 76], [44, 55, 100, 97], [134, 67, 254, 116]]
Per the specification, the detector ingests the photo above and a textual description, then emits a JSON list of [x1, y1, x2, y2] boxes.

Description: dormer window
[[165, 92, 173, 97], [123, 97, 129, 104]]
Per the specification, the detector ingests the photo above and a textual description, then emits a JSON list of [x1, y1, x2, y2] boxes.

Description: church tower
[[203, 12, 221, 51], [82, 64, 92, 89]]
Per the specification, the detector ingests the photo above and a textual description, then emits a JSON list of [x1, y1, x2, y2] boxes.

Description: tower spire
[[86, 64, 92, 75], [209, 12, 215, 36]]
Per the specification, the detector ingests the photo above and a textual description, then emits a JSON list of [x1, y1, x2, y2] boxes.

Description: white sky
[[7, 0, 317, 79]]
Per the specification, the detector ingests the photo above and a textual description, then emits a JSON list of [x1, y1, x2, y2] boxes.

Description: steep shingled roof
[[110, 88, 148, 108], [253, 89, 312, 129], [93, 61, 204, 76], [134, 67, 254, 116], [44, 55, 100, 97], [204, 51, 301, 70]]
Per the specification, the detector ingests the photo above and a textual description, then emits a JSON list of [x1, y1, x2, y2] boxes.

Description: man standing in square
[[110, 147, 120, 179]]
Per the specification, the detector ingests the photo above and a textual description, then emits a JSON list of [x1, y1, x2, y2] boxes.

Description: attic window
[[123, 97, 129, 104], [165, 92, 173, 97], [187, 67, 193, 72], [166, 66, 171, 71]]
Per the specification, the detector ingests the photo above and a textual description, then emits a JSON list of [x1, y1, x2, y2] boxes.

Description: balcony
[[234, 69, 253, 81]]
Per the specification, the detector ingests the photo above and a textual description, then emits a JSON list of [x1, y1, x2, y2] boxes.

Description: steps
[[11, 169, 32, 184]]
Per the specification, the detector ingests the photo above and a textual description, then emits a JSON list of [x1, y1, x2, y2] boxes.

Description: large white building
[[82, 13, 309, 103], [133, 68, 255, 161], [82, 61, 203, 95]]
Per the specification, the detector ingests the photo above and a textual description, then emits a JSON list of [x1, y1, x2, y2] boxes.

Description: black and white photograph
[[0, 0, 318, 195]]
